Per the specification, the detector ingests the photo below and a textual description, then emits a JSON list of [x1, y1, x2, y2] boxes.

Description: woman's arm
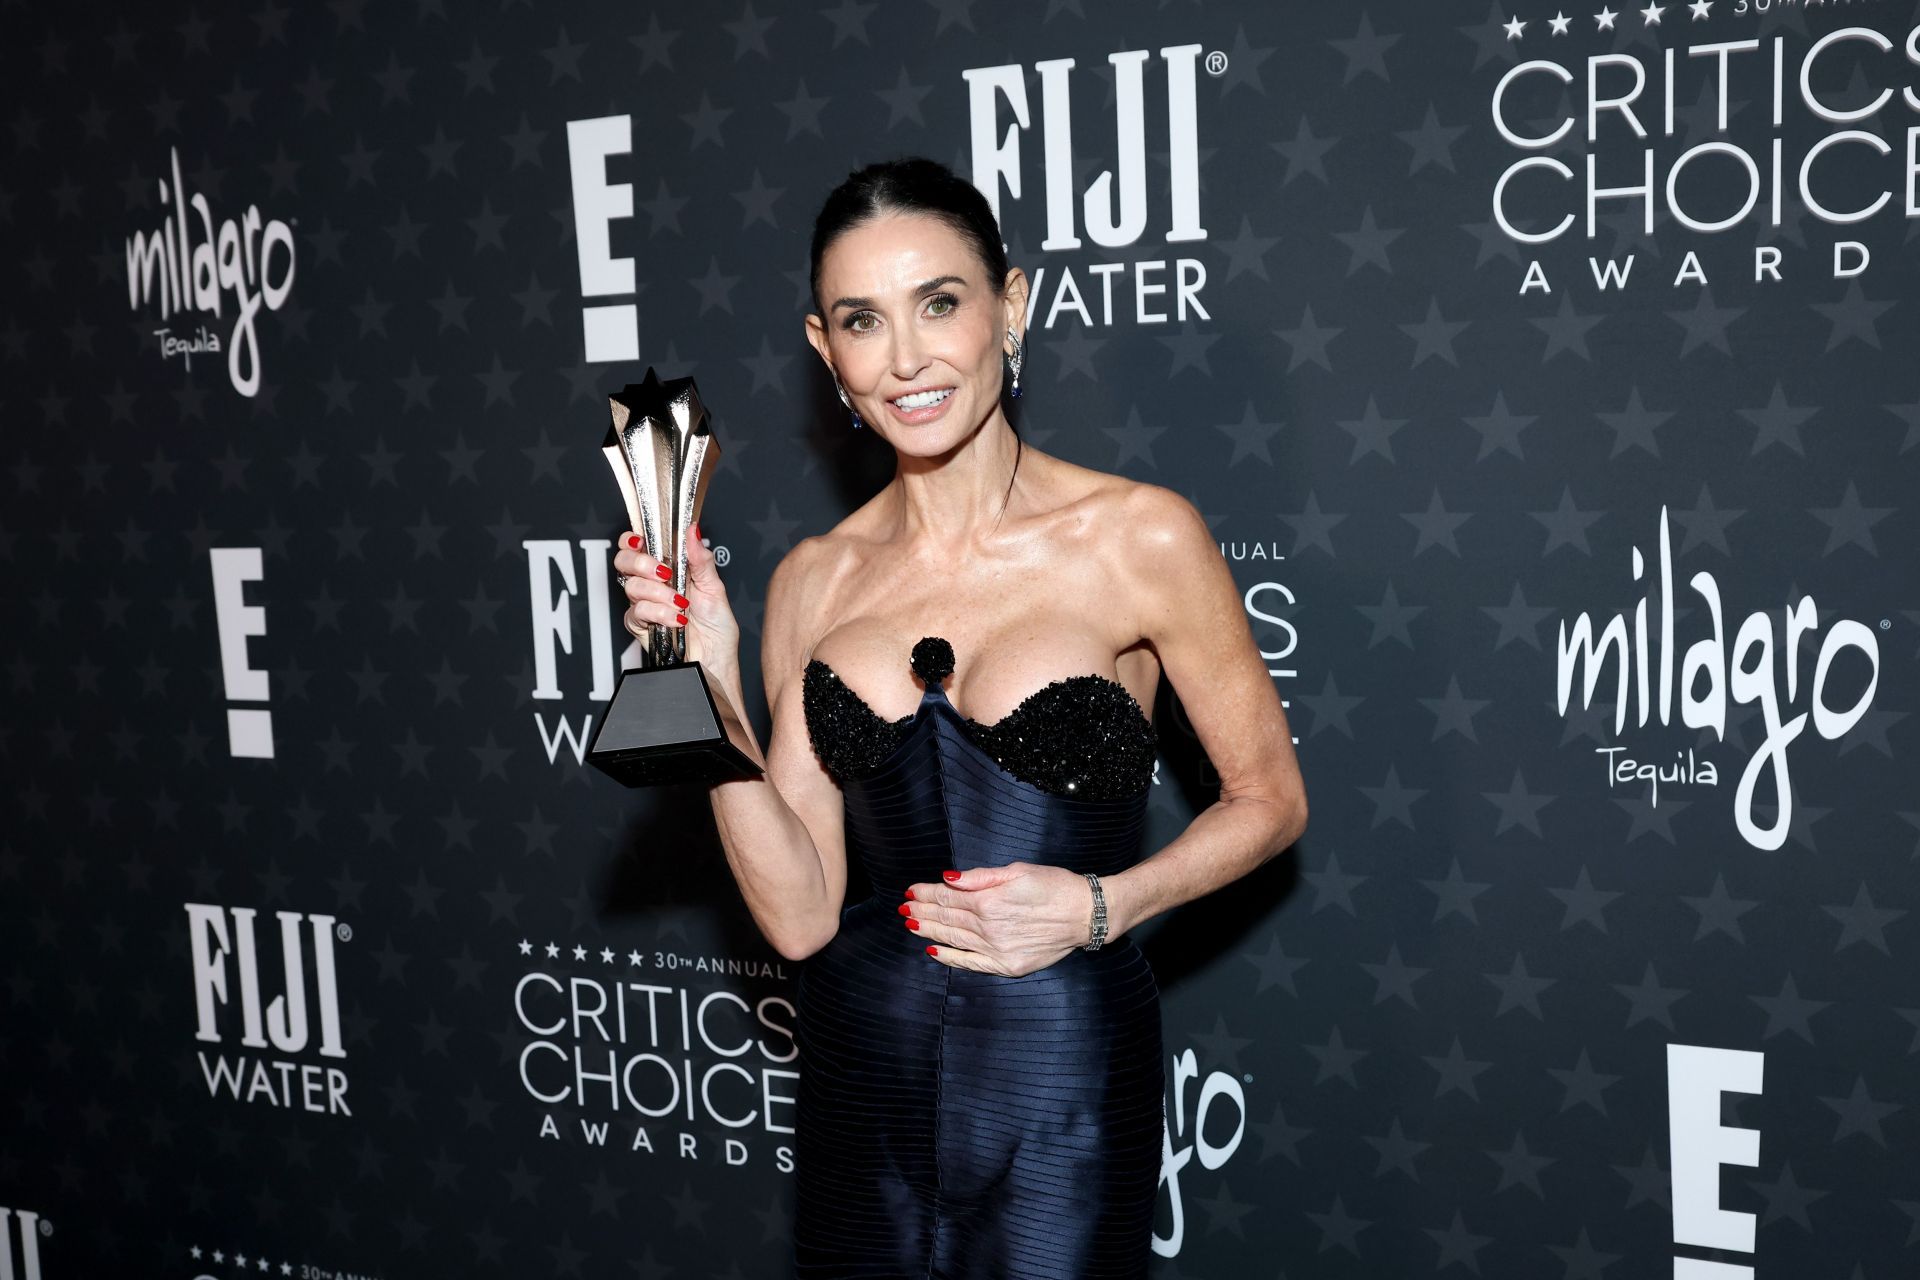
[[703, 538, 850, 961], [1099, 483, 1308, 941]]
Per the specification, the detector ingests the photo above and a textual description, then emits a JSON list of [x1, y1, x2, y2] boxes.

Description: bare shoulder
[[1111, 478, 1209, 558], [1074, 475, 1219, 648], [760, 534, 831, 701], [762, 517, 873, 672], [1072, 472, 1210, 574]]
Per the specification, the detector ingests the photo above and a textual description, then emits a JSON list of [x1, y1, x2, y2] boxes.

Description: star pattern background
[[0, 0, 1916, 1276]]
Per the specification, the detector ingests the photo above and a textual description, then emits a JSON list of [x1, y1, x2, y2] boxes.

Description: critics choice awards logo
[[507, 935, 799, 1170], [1489, 16, 1920, 293]]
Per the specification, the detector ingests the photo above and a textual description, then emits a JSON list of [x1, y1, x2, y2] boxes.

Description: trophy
[[585, 367, 765, 787]]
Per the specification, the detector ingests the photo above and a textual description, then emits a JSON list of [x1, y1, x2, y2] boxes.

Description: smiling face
[[806, 211, 1025, 450]]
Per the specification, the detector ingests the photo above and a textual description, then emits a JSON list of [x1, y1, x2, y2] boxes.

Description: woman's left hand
[[901, 863, 1102, 976]]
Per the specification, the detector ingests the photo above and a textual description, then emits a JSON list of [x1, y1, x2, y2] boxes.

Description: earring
[[834, 375, 863, 429], [1005, 326, 1024, 399]]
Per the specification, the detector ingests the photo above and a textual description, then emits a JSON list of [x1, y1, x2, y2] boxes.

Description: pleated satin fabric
[[793, 680, 1164, 1278]]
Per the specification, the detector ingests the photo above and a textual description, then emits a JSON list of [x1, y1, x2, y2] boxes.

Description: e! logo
[[1666, 1043, 1764, 1278]]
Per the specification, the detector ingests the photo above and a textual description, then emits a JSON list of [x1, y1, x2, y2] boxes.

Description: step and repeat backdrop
[[3, 0, 1915, 1277]]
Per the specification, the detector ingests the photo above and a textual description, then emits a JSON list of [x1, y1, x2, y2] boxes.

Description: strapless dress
[[792, 634, 1164, 1279]]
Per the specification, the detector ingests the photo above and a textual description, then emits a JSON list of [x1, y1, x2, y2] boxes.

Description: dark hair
[[808, 156, 1010, 313], [809, 156, 1023, 517]]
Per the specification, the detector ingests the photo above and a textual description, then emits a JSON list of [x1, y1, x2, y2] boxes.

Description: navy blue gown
[[794, 635, 1164, 1278]]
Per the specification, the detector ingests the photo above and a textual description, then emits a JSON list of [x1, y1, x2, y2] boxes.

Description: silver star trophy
[[585, 367, 764, 787]]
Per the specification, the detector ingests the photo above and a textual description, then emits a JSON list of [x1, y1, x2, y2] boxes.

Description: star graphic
[[1674, 483, 1745, 554], [1404, 489, 1472, 557], [1359, 766, 1424, 830], [1598, 385, 1673, 458], [1357, 581, 1425, 649], [1422, 859, 1492, 924], [1817, 1076, 1900, 1146], [1271, 116, 1337, 186], [1397, 104, 1466, 174], [1331, 13, 1401, 82], [1333, 205, 1403, 275], [1812, 281, 1894, 351], [1421, 676, 1489, 741], [1809, 482, 1893, 555], [1215, 215, 1279, 282], [1666, 285, 1743, 355], [1549, 1048, 1621, 1113], [1681, 873, 1759, 942], [874, 67, 932, 127], [1465, 391, 1537, 461], [1294, 671, 1363, 740], [1304, 1025, 1369, 1085], [1549, 866, 1620, 933], [1279, 490, 1344, 558], [1400, 297, 1470, 366], [1340, 395, 1409, 462], [1821, 882, 1904, 954]]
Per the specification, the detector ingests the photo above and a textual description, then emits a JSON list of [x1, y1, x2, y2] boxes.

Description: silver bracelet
[[1082, 872, 1108, 951]]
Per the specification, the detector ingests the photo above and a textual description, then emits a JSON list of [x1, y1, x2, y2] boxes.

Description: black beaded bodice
[[802, 635, 1156, 801]]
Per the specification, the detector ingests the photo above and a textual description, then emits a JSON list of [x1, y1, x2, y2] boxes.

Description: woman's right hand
[[613, 521, 742, 675]]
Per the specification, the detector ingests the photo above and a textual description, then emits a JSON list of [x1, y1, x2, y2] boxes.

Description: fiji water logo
[[0, 1206, 47, 1280], [123, 146, 296, 397], [186, 903, 352, 1115], [1154, 1046, 1246, 1256], [964, 44, 1213, 332], [1555, 506, 1879, 850]]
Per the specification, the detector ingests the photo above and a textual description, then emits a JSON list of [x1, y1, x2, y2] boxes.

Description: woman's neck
[[885, 414, 1025, 552]]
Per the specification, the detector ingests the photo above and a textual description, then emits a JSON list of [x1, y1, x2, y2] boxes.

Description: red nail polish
[[906, 918, 920, 930], [904, 888, 915, 900], [926, 945, 938, 956], [896, 902, 911, 916], [675, 612, 688, 626], [654, 564, 672, 581], [673, 594, 688, 609], [942, 870, 961, 883], [692, 519, 701, 541], [626, 534, 641, 549]]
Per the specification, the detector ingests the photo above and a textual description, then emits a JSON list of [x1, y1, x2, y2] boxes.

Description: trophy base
[[586, 661, 766, 788]]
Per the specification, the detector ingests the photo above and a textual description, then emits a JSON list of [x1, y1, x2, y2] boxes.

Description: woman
[[614, 157, 1307, 1277]]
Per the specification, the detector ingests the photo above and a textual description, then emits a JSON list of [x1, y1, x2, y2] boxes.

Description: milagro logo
[[1555, 506, 1880, 850], [964, 44, 1212, 332], [1489, 22, 1920, 294], [185, 903, 351, 1115], [1154, 1046, 1247, 1257], [123, 147, 296, 397]]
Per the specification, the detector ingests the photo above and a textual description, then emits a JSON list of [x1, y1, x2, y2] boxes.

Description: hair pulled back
[[808, 156, 1010, 314]]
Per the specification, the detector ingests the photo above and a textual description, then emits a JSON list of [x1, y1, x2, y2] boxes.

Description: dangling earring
[[1005, 326, 1024, 399], [834, 374, 863, 429]]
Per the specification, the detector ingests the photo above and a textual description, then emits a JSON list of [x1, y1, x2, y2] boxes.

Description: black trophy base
[[585, 661, 765, 788]]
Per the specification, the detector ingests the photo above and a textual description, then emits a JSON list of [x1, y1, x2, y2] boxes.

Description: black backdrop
[[3, 1, 1917, 1277]]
